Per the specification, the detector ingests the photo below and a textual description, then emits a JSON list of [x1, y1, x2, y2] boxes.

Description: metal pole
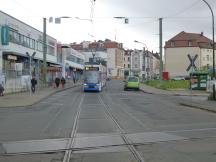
[[159, 18, 163, 84], [130, 53, 132, 75], [29, 56, 32, 96], [202, 0, 215, 79], [143, 47, 145, 81], [43, 18, 47, 84]]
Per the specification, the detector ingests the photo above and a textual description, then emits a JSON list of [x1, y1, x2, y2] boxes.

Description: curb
[[140, 87, 209, 97], [0, 84, 81, 108], [179, 102, 216, 113]]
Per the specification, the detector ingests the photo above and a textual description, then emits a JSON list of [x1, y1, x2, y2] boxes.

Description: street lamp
[[26, 52, 36, 96], [201, 0, 215, 79], [134, 40, 148, 50]]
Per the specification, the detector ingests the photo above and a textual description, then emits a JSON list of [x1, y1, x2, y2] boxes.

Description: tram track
[[99, 94, 145, 162], [62, 93, 85, 162]]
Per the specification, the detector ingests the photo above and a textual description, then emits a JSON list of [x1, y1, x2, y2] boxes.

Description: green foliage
[[145, 80, 190, 90]]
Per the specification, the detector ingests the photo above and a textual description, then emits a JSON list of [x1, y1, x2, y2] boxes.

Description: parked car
[[124, 76, 140, 90], [172, 76, 185, 81]]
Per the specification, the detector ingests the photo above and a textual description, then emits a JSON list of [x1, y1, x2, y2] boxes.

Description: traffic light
[[124, 18, 129, 24]]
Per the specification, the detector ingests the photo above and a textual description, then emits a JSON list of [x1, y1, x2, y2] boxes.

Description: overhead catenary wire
[[164, 0, 201, 19]]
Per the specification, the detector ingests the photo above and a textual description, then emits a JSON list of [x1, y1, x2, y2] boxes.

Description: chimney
[[201, 32, 204, 36]]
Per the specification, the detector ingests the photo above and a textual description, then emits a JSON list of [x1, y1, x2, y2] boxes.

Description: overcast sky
[[1, 0, 216, 52]]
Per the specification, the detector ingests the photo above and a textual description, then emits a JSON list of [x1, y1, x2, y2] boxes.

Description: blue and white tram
[[83, 63, 106, 92]]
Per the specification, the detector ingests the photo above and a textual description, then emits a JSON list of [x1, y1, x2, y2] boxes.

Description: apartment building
[[165, 31, 216, 77]]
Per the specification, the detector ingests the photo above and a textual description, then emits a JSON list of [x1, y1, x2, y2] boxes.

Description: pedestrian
[[0, 83, 4, 96], [61, 77, 66, 88], [31, 76, 37, 93], [72, 73, 76, 84], [55, 77, 60, 88]]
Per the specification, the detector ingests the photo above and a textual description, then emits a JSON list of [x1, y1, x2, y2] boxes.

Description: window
[[135, 64, 138, 68], [47, 45, 55, 55], [207, 55, 209, 61], [188, 41, 192, 46], [128, 57, 130, 61], [36, 41, 43, 52], [128, 64, 130, 68], [124, 64, 125, 68], [171, 41, 175, 47]]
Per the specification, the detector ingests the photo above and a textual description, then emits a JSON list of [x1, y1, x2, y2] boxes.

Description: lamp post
[[26, 52, 36, 96], [201, 0, 215, 79]]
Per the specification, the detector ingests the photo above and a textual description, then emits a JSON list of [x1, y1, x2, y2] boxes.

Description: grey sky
[[1, 0, 216, 52]]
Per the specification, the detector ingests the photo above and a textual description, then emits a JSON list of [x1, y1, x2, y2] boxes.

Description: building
[[123, 49, 132, 77], [152, 53, 160, 79], [131, 49, 142, 77], [165, 31, 216, 78], [128, 48, 159, 80], [71, 40, 124, 79], [59, 44, 84, 81], [0, 10, 61, 93], [104, 40, 124, 79]]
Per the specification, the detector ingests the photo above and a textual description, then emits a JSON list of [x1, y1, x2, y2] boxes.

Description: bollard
[[213, 84, 216, 100]]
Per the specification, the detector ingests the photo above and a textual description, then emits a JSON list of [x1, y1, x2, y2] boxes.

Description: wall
[[200, 48, 216, 67], [106, 48, 116, 77], [165, 47, 200, 77]]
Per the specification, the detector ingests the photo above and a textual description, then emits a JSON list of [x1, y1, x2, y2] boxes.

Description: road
[[0, 80, 216, 162]]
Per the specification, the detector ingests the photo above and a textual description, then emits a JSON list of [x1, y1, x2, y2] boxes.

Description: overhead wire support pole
[[201, 0, 215, 79], [43, 18, 47, 83], [43, 17, 47, 84], [159, 18, 163, 84]]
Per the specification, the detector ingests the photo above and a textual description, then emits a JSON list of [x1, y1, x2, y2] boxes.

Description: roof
[[165, 31, 215, 48], [170, 31, 211, 42]]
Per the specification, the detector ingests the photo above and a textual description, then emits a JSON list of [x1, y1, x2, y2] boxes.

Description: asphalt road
[[0, 80, 216, 162]]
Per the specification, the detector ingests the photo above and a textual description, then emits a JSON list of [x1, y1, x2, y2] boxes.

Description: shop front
[[47, 63, 62, 86]]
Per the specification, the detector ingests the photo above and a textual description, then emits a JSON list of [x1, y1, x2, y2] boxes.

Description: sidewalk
[[0, 81, 81, 108], [140, 84, 216, 113]]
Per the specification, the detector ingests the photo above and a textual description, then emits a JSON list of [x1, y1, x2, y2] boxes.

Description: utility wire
[[9, 0, 43, 18], [164, 0, 201, 19]]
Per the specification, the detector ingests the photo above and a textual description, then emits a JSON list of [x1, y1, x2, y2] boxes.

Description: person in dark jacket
[[31, 76, 37, 93], [0, 83, 4, 96], [61, 77, 66, 88], [55, 77, 60, 88]]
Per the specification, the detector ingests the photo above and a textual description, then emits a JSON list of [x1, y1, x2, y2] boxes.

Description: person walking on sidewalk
[[55, 77, 60, 88], [72, 72, 76, 84], [0, 83, 4, 96], [61, 77, 66, 88], [31, 76, 37, 93]]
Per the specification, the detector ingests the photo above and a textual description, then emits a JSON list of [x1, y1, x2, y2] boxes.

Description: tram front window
[[84, 71, 99, 84]]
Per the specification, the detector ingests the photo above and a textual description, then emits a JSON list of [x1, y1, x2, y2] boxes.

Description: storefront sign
[[7, 55, 17, 60], [1, 26, 9, 45]]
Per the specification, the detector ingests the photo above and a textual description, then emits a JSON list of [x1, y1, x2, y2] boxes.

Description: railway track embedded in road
[[62, 93, 85, 162], [99, 94, 145, 162]]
